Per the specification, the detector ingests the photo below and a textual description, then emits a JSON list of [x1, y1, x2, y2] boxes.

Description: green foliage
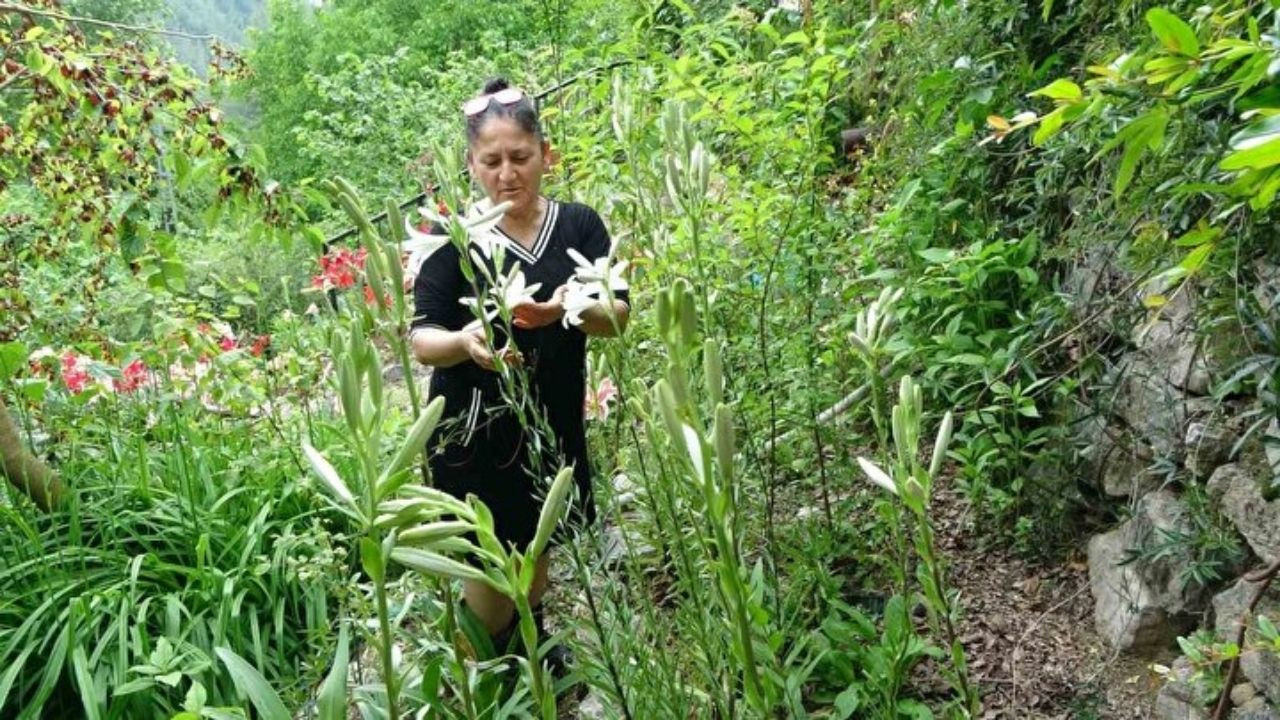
[[239, 0, 625, 194], [0, 399, 343, 717], [8, 0, 1280, 716]]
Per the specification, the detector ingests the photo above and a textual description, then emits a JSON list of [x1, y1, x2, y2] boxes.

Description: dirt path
[[930, 483, 1169, 718]]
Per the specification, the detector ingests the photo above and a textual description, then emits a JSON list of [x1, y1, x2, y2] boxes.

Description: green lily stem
[[390, 331, 421, 417], [701, 469, 765, 708], [439, 582, 478, 719], [867, 359, 910, 595], [512, 589, 553, 720], [372, 559, 400, 719], [911, 513, 977, 715]]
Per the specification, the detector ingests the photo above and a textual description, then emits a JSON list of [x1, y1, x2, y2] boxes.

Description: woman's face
[[467, 117, 551, 217]]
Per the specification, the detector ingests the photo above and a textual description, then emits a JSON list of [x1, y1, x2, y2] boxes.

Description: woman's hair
[[465, 77, 543, 144]]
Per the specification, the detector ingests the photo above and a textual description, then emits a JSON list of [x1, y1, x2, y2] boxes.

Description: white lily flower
[[458, 295, 500, 323], [401, 219, 450, 274], [849, 286, 904, 358], [496, 268, 541, 311], [459, 267, 542, 323], [560, 280, 601, 328], [416, 198, 512, 260], [567, 247, 629, 292]]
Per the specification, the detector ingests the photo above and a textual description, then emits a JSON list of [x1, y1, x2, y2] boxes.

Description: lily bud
[[678, 291, 698, 348], [704, 339, 724, 407], [667, 361, 691, 407], [385, 198, 406, 243], [897, 376, 914, 418], [655, 380, 684, 445], [366, 346, 383, 410], [848, 332, 871, 358], [697, 145, 712, 195], [681, 424, 709, 482], [857, 456, 897, 496], [665, 155, 683, 206], [379, 396, 445, 495], [391, 547, 498, 588], [339, 361, 362, 435], [929, 411, 954, 478], [382, 240, 403, 301], [713, 403, 735, 489], [398, 521, 473, 546], [529, 467, 575, 559], [690, 142, 707, 196], [656, 287, 672, 336]]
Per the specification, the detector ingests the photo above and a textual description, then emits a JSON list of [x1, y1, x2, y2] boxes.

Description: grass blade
[[316, 623, 349, 720], [215, 646, 291, 720]]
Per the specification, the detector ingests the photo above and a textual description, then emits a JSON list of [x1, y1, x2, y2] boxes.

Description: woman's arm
[[577, 299, 629, 337], [412, 327, 499, 369]]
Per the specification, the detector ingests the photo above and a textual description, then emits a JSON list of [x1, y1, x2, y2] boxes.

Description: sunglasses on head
[[462, 87, 528, 117]]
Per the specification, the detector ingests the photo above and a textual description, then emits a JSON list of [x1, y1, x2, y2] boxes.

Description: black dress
[[410, 199, 626, 551]]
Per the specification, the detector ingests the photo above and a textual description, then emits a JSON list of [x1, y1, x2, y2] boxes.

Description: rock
[[1085, 425, 1160, 497], [1065, 246, 1121, 314], [1133, 294, 1215, 396], [1089, 490, 1207, 651], [795, 505, 821, 520], [1113, 355, 1215, 460], [1254, 259, 1280, 313], [1241, 651, 1280, 707], [599, 524, 656, 570], [577, 690, 608, 719], [1214, 576, 1280, 705], [1233, 683, 1259, 707], [611, 474, 639, 510], [1232, 697, 1280, 720], [1186, 420, 1240, 479], [1154, 656, 1211, 720], [1208, 464, 1280, 562], [1213, 576, 1280, 640]]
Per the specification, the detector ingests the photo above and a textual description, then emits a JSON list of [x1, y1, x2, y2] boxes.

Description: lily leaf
[[302, 442, 357, 509]]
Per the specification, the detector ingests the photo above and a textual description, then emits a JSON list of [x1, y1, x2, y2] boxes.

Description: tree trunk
[[0, 395, 63, 511]]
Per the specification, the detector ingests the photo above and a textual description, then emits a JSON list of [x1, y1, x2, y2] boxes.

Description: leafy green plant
[[816, 597, 941, 720], [857, 377, 979, 717]]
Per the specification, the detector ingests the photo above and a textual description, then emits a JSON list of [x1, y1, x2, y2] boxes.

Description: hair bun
[[482, 77, 510, 94]]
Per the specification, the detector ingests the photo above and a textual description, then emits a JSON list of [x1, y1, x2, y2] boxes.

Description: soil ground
[[927, 482, 1170, 719]]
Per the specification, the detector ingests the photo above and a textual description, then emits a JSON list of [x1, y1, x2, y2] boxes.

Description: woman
[[409, 78, 629, 662]]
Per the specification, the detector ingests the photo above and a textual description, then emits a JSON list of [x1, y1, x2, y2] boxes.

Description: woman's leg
[[463, 554, 551, 636]]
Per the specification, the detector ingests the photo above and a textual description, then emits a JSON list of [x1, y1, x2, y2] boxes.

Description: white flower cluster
[[404, 197, 629, 330], [560, 247, 628, 328]]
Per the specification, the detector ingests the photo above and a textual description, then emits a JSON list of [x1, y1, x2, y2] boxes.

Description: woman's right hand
[[462, 328, 522, 371]]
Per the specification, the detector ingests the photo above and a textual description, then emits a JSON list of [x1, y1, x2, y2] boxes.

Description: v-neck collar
[[496, 199, 558, 265]]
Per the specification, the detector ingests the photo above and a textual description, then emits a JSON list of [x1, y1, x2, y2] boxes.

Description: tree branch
[[0, 394, 63, 511], [0, 2, 220, 42]]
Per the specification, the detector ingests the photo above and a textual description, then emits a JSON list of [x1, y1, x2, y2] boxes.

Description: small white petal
[[857, 456, 898, 496]]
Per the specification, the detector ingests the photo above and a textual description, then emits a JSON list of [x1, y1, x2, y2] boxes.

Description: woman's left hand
[[512, 286, 566, 329]]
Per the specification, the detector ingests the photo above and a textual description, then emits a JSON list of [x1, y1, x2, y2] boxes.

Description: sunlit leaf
[[1146, 8, 1200, 57]]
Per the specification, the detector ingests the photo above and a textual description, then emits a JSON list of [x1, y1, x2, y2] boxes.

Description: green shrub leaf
[[1146, 8, 1200, 56]]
